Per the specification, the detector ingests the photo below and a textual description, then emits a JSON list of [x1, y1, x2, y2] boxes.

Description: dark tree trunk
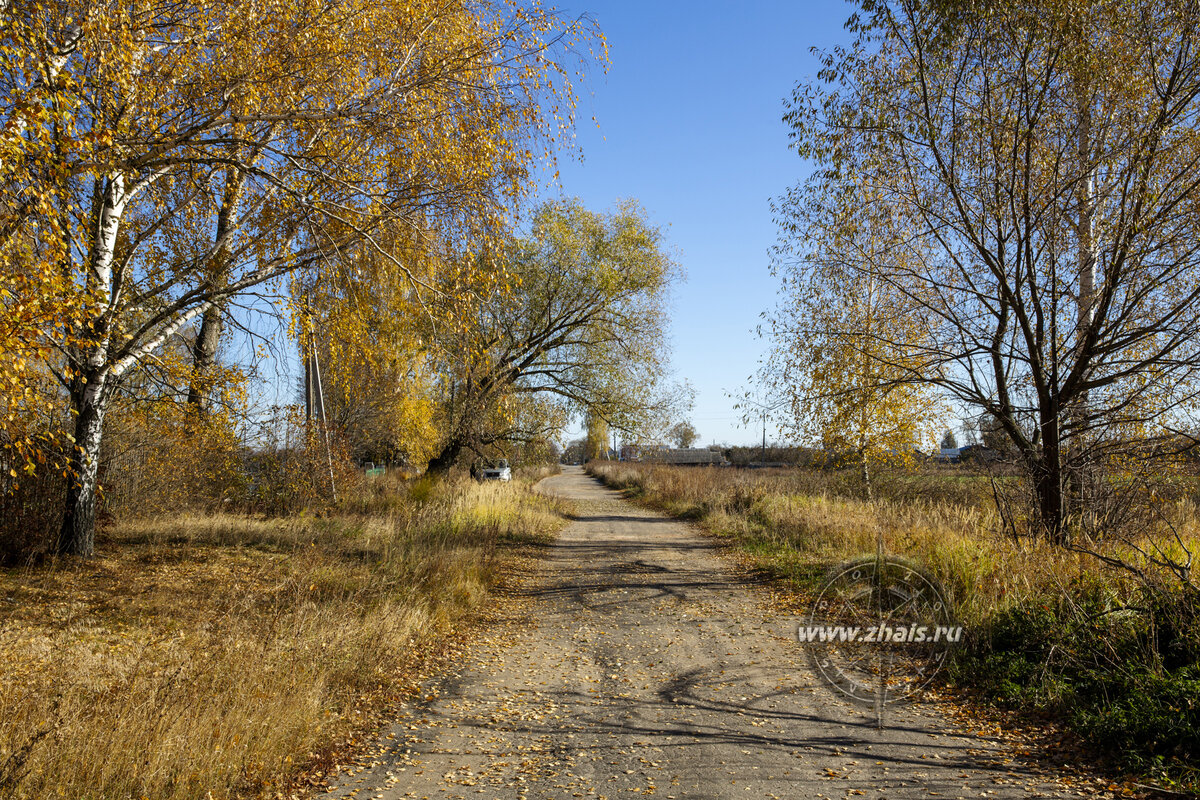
[[1034, 464, 1067, 546], [426, 439, 466, 474], [1032, 411, 1069, 546], [186, 303, 224, 413], [187, 169, 243, 413], [59, 375, 108, 557]]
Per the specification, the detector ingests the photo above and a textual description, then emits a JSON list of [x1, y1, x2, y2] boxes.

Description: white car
[[480, 459, 512, 482]]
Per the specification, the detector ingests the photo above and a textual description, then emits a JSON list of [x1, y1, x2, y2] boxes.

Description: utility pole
[[762, 412, 767, 463], [742, 393, 784, 466]]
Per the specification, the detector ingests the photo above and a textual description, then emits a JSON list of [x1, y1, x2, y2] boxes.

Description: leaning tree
[[426, 199, 685, 472]]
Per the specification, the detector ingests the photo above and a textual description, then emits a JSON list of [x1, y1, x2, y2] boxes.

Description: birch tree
[[1, 0, 599, 555], [293, 226, 445, 468], [764, 198, 945, 499]]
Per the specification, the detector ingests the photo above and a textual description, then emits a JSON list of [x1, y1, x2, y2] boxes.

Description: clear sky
[[543, 1, 854, 446]]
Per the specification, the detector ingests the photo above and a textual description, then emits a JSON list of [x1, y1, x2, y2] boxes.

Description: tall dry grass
[[589, 462, 1132, 625], [0, 476, 568, 800]]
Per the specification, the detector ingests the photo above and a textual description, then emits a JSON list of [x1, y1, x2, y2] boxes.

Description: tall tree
[[764, 198, 945, 499], [427, 199, 683, 471], [293, 227, 453, 469], [561, 437, 587, 464], [585, 412, 611, 462], [1, 0, 598, 555], [784, 0, 1200, 539], [669, 420, 698, 449], [0, 7, 88, 477]]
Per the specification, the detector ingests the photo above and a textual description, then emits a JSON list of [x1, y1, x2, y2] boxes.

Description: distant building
[[649, 448, 727, 466], [934, 447, 961, 463]]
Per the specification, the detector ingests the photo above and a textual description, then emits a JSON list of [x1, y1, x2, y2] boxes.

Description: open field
[[0, 476, 570, 800], [588, 461, 1200, 792]]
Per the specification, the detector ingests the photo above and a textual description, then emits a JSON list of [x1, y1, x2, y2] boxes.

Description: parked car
[[478, 459, 512, 482]]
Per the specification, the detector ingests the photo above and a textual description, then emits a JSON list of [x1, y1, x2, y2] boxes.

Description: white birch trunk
[[1069, 84, 1099, 527], [59, 174, 125, 556]]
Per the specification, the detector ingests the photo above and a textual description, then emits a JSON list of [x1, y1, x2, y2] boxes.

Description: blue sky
[[544, 1, 854, 446]]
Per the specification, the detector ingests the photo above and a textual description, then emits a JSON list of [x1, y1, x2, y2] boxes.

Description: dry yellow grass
[[0, 477, 569, 800], [588, 462, 1197, 627]]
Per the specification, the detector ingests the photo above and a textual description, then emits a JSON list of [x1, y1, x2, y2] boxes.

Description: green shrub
[[1071, 667, 1200, 773]]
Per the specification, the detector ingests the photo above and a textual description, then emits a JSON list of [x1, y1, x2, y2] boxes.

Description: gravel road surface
[[323, 467, 1093, 800]]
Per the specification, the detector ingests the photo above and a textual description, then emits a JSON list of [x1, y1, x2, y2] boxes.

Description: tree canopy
[[778, 0, 1200, 537], [763, 194, 946, 496], [0, 0, 602, 554], [428, 198, 685, 471]]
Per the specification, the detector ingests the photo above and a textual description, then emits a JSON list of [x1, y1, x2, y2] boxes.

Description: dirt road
[[323, 467, 1092, 799]]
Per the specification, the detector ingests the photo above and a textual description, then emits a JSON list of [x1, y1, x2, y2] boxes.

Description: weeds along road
[[323, 467, 1090, 800]]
